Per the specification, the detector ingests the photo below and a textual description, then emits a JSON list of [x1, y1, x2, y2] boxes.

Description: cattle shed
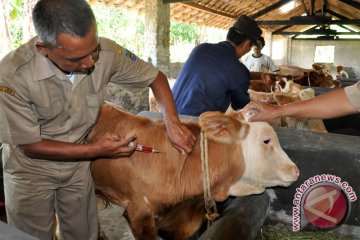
[[89, 0, 360, 114], [87, 0, 360, 79], [89, 1, 360, 239]]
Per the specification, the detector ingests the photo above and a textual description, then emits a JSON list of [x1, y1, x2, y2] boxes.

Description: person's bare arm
[[243, 88, 358, 122], [150, 71, 196, 154], [19, 133, 137, 161]]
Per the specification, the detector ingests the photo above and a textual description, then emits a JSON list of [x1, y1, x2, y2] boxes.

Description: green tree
[[170, 22, 200, 45], [0, 0, 24, 56], [1, 1, 205, 61], [92, 3, 145, 57]]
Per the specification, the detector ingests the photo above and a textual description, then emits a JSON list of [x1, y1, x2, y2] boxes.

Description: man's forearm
[[279, 88, 357, 119], [150, 71, 180, 123], [19, 139, 97, 161]]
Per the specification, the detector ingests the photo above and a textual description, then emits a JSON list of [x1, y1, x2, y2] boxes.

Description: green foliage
[[92, 4, 200, 58], [92, 3, 145, 57], [7, 0, 24, 48], [170, 22, 200, 45], [2, 1, 201, 61], [8, 0, 23, 19]]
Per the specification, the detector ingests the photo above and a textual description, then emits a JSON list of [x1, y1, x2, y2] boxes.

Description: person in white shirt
[[243, 37, 279, 73]]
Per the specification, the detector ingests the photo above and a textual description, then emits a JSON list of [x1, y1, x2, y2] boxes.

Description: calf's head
[[199, 111, 299, 197]]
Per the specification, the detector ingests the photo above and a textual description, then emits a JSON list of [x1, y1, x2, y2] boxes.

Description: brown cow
[[249, 72, 287, 92], [278, 65, 340, 88], [88, 102, 299, 240]]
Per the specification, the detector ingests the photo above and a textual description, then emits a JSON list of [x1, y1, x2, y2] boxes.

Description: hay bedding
[[257, 221, 352, 240]]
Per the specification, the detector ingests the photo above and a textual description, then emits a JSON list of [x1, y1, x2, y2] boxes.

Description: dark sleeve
[[229, 68, 250, 110]]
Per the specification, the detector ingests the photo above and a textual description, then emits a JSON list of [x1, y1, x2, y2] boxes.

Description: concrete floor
[[0, 199, 136, 240], [97, 200, 164, 240], [97, 199, 135, 240]]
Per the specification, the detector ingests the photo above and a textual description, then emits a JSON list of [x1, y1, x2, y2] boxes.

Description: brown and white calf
[[278, 65, 341, 88], [312, 63, 349, 81], [88, 102, 299, 240]]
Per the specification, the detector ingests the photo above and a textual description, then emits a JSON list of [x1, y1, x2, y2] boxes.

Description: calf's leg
[[125, 206, 157, 240]]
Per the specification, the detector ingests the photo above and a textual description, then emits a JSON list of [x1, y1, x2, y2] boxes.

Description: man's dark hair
[[226, 27, 251, 46], [32, 0, 96, 47], [258, 36, 265, 48]]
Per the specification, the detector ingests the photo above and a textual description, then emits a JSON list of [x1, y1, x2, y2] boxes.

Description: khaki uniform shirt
[[345, 81, 360, 111], [0, 37, 158, 146]]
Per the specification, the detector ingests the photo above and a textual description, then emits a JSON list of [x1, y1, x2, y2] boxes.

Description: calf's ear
[[199, 112, 248, 144], [274, 94, 299, 105], [336, 65, 344, 72], [312, 63, 324, 71]]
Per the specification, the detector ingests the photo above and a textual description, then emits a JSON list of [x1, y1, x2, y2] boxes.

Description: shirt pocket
[[33, 101, 63, 121]]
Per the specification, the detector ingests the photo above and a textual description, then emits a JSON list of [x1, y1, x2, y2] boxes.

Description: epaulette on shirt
[[99, 37, 138, 62], [99, 37, 118, 53], [0, 43, 35, 77]]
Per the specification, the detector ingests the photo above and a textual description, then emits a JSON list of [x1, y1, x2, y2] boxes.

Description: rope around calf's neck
[[200, 131, 220, 227]]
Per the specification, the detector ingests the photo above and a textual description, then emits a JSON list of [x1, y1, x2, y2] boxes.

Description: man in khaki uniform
[[0, 0, 195, 239]]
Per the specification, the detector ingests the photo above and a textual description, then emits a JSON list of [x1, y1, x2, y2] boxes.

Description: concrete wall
[[170, 38, 360, 80], [168, 62, 184, 79], [283, 39, 360, 78]]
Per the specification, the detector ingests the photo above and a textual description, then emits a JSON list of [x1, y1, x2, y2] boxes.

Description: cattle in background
[[312, 63, 349, 81], [247, 88, 327, 132], [277, 65, 340, 88], [275, 78, 303, 94], [249, 72, 287, 92], [88, 102, 299, 240], [248, 70, 330, 92], [247, 70, 328, 132]]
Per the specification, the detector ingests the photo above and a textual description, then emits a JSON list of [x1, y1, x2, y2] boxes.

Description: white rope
[[307, 75, 311, 87], [200, 131, 219, 226]]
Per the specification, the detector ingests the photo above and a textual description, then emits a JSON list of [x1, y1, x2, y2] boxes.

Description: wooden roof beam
[[325, 9, 359, 31], [183, 2, 236, 19], [274, 31, 360, 35], [339, 0, 360, 10], [114, 0, 130, 9], [257, 19, 360, 25], [300, 0, 310, 15], [105, 0, 117, 7], [273, 25, 293, 34], [163, 0, 208, 3], [250, 0, 294, 19], [324, 9, 348, 19]]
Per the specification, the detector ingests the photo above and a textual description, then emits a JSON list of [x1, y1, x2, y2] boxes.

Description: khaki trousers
[[2, 144, 99, 240]]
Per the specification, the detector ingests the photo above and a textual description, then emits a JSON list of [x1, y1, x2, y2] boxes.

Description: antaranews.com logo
[[292, 174, 357, 231]]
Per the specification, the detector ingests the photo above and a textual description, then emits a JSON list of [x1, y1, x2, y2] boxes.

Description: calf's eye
[[263, 137, 271, 144]]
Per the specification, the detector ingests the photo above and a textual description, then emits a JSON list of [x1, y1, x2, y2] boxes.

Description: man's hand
[[149, 71, 196, 154], [92, 133, 137, 158], [241, 101, 280, 122], [19, 133, 137, 161], [165, 120, 196, 155]]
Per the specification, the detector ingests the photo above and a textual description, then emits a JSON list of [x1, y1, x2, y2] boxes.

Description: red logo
[[303, 185, 349, 229]]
